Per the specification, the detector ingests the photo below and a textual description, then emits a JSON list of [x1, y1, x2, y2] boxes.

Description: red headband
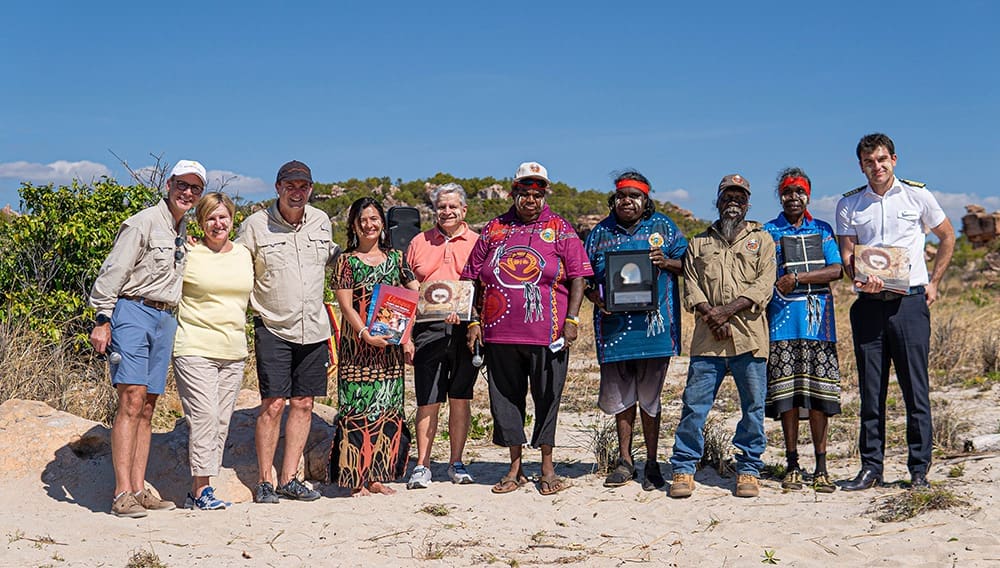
[[779, 176, 813, 221], [615, 179, 650, 194]]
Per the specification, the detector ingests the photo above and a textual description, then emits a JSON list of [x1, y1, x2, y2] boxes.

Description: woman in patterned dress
[[331, 197, 418, 496], [763, 167, 843, 493]]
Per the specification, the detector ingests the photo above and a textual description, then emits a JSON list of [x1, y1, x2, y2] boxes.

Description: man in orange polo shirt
[[404, 182, 480, 489]]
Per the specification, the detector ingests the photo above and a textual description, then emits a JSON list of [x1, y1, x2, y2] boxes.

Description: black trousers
[[483, 343, 568, 448], [850, 293, 932, 475]]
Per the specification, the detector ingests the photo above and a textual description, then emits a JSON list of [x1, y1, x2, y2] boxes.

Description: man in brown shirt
[[237, 160, 339, 503], [89, 159, 207, 517], [668, 174, 776, 499]]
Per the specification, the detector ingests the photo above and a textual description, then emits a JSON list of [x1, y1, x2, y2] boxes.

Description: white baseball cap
[[170, 160, 207, 185], [513, 161, 550, 185]]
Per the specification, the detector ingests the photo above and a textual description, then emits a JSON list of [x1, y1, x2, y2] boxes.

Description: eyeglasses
[[173, 179, 204, 196], [174, 235, 185, 266], [514, 179, 548, 190]]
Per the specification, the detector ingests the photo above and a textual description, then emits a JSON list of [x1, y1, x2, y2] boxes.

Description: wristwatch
[[95, 313, 111, 326]]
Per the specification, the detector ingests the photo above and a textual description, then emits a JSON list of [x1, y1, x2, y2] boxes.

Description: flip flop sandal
[[603, 462, 636, 487], [491, 475, 528, 494], [538, 475, 570, 496]]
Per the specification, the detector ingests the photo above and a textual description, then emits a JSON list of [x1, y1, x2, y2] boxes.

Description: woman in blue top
[[763, 168, 843, 493]]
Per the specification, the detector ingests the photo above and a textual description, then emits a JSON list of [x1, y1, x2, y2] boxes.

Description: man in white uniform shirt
[[835, 133, 955, 491]]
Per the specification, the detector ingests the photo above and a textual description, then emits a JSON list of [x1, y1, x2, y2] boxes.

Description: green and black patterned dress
[[331, 250, 414, 488]]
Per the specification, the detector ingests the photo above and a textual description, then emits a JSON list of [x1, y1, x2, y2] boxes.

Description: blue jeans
[[669, 353, 767, 476]]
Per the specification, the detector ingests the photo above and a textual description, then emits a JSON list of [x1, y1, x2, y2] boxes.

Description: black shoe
[[254, 481, 279, 504], [276, 478, 321, 501], [603, 460, 636, 487], [642, 462, 666, 491], [841, 468, 882, 491], [909, 472, 930, 489]]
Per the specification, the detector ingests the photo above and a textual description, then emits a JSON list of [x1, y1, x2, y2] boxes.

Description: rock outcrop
[[0, 392, 337, 507]]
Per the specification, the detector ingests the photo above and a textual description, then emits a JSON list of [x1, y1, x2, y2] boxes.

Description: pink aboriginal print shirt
[[461, 204, 593, 346]]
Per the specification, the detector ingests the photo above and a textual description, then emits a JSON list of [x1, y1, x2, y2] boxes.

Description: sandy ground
[[3, 356, 1000, 567]]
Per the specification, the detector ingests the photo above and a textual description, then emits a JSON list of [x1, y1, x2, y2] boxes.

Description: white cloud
[[0, 160, 112, 185], [656, 188, 690, 202], [206, 170, 271, 199]]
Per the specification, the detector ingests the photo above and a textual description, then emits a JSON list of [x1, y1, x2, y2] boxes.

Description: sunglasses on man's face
[[515, 179, 548, 190], [173, 179, 204, 196]]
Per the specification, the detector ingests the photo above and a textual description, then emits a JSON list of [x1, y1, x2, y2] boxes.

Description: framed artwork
[[604, 250, 657, 312]]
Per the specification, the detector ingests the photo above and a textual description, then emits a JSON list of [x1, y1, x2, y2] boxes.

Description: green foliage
[[0, 179, 161, 341]]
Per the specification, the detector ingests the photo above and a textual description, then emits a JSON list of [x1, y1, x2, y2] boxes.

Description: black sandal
[[603, 460, 636, 487]]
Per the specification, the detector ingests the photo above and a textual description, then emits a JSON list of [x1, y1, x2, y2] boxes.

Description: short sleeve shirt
[[405, 223, 479, 282], [584, 212, 688, 363], [835, 177, 946, 286], [461, 204, 593, 346], [236, 203, 339, 345], [763, 214, 841, 343]]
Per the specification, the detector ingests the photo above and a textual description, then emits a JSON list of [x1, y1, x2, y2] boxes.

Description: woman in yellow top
[[173, 193, 254, 510]]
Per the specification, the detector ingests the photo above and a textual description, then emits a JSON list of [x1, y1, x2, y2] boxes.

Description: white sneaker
[[407, 465, 432, 489], [448, 462, 475, 484]]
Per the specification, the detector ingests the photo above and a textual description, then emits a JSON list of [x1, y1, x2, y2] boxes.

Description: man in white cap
[[89, 159, 208, 517]]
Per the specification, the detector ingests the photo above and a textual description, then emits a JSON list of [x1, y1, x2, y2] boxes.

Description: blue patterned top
[[584, 212, 687, 363], [763, 213, 842, 342]]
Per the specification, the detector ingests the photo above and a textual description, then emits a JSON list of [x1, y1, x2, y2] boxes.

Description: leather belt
[[120, 295, 176, 313], [859, 285, 925, 302]]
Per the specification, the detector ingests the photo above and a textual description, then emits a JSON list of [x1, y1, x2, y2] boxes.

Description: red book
[[365, 284, 418, 344]]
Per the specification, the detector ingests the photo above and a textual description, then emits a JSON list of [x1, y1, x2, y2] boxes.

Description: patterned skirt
[[765, 339, 841, 419], [330, 338, 410, 488]]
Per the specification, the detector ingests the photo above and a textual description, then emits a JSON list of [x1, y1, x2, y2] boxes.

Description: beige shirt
[[88, 200, 187, 318], [237, 202, 339, 344], [683, 220, 776, 359]]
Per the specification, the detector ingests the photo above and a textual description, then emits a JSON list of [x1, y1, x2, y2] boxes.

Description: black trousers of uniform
[[483, 343, 568, 449], [850, 293, 932, 476]]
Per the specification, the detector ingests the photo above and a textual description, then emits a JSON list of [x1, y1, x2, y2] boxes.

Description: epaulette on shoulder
[[899, 178, 926, 188], [842, 186, 865, 197]]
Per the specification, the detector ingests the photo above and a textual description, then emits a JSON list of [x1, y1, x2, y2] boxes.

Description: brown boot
[[668, 473, 695, 498], [735, 474, 760, 498]]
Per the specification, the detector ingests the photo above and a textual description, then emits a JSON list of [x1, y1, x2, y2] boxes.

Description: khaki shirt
[[683, 220, 775, 359], [237, 202, 339, 344], [88, 199, 187, 318]]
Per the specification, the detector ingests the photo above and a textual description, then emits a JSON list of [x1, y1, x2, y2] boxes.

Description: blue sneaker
[[184, 486, 228, 510]]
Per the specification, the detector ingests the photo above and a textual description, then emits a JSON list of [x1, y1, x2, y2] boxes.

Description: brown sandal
[[492, 475, 528, 494], [538, 475, 569, 496]]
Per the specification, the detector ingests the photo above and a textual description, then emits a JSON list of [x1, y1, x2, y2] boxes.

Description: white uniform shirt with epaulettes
[[236, 202, 339, 345], [835, 176, 947, 287], [88, 199, 188, 319]]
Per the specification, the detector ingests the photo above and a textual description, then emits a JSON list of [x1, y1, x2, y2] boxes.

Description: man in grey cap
[[668, 174, 776, 499], [237, 160, 340, 504], [89, 159, 207, 517]]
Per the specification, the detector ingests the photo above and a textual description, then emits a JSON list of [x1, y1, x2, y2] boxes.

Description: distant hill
[[301, 173, 706, 246]]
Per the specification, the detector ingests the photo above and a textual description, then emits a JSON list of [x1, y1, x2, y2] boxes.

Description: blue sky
[[2, 1, 997, 230]]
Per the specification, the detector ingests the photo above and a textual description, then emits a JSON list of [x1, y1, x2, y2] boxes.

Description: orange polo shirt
[[405, 223, 479, 282]]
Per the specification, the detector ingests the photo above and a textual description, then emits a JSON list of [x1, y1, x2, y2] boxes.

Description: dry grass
[[0, 318, 116, 424], [931, 399, 974, 452], [700, 414, 733, 477], [869, 486, 970, 523]]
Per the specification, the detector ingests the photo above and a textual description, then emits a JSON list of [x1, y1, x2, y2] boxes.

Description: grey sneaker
[[448, 462, 475, 484], [254, 481, 280, 504], [112, 491, 148, 518], [135, 488, 175, 511], [276, 478, 321, 501], [407, 465, 433, 489]]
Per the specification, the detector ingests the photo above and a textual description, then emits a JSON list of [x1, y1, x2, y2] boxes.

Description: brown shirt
[[237, 202, 339, 345], [683, 220, 776, 359], [88, 199, 187, 318]]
